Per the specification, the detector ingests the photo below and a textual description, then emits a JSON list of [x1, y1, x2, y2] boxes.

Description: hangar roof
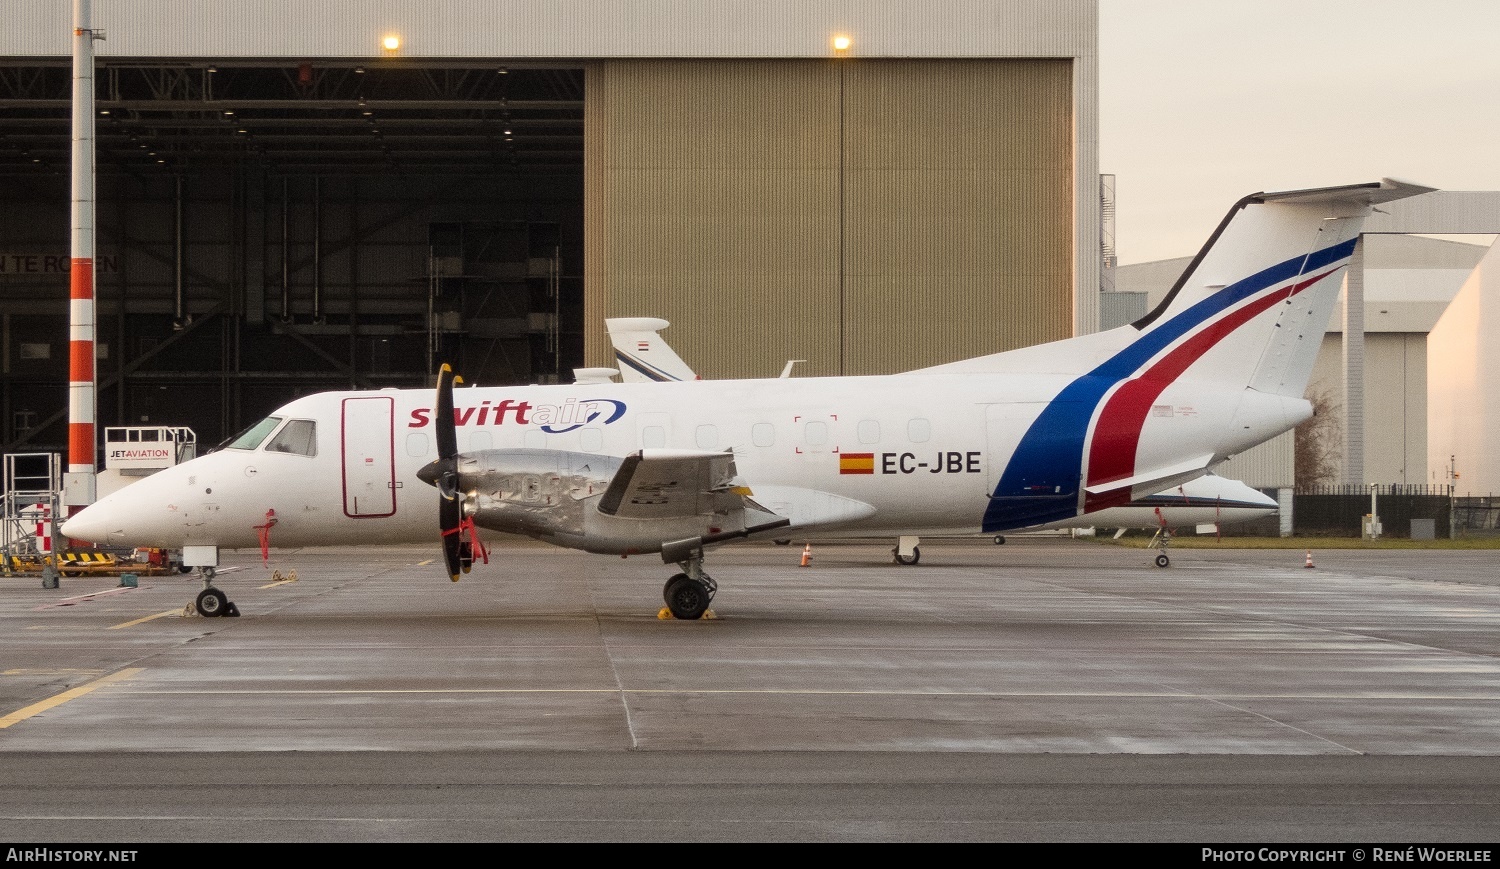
[[0, 0, 1095, 177], [1, 1, 1094, 60]]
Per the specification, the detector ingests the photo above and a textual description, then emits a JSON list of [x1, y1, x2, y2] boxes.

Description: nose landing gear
[[193, 565, 239, 617]]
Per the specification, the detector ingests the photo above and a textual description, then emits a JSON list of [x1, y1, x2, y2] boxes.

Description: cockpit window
[[264, 419, 317, 457], [223, 416, 283, 451]]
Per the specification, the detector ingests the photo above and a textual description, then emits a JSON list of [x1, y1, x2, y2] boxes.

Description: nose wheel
[[194, 567, 239, 617]]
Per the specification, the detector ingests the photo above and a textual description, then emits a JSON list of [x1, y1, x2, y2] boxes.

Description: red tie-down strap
[[441, 516, 490, 566], [253, 509, 277, 565]]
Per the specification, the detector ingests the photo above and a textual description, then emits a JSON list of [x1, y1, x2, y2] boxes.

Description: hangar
[[0, 0, 1101, 457]]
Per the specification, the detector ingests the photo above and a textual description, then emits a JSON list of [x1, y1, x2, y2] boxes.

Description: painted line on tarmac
[[0, 668, 145, 729], [31, 586, 135, 610], [108, 610, 183, 630], [73, 688, 1500, 700]]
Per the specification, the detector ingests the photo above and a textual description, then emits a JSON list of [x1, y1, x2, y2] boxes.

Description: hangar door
[[584, 58, 1074, 379]]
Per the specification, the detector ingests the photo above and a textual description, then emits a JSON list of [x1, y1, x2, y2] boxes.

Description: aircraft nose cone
[[60, 504, 116, 545]]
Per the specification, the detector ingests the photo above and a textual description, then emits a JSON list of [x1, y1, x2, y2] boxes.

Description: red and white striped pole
[[68, 0, 100, 509]]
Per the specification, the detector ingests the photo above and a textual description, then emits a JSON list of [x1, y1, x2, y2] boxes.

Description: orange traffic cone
[[800, 543, 812, 567], [1304, 550, 1315, 569]]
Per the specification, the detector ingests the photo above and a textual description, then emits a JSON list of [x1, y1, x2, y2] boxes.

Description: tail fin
[[975, 179, 1432, 533], [606, 317, 699, 383], [1130, 178, 1433, 399]]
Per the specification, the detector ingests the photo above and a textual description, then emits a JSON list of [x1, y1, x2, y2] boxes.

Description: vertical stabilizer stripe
[[983, 238, 1355, 532]]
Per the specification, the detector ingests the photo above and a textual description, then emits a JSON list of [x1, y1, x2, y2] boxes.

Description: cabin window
[[695, 424, 718, 449], [642, 425, 666, 448], [752, 422, 775, 447], [580, 427, 603, 451], [907, 418, 931, 443], [804, 421, 828, 446], [523, 430, 547, 449], [406, 432, 429, 458], [264, 419, 317, 457], [223, 416, 282, 451], [857, 419, 881, 444], [468, 431, 493, 451]]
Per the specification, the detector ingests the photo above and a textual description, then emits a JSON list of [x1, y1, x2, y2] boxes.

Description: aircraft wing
[[597, 449, 790, 542], [598, 449, 741, 519]]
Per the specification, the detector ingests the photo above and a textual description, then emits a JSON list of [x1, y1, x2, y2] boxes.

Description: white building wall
[[1428, 242, 1500, 495]]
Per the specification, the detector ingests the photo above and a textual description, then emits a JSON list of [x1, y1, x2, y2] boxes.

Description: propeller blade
[[441, 495, 463, 582], [435, 363, 460, 461], [433, 363, 465, 581]]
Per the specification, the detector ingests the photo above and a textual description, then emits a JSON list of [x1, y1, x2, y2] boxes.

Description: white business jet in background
[[63, 180, 1429, 619], [604, 317, 1280, 566]]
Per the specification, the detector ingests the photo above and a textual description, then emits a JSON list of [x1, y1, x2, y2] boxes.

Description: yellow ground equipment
[[3, 547, 179, 579]]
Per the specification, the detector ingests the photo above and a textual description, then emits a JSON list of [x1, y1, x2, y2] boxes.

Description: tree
[[1295, 387, 1342, 490]]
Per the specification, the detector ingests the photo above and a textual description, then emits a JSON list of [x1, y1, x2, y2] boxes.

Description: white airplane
[[607, 317, 1278, 565], [62, 179, 1428, 619]]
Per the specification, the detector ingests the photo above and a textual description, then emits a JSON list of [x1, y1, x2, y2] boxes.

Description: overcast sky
[[1100, 0, 1500, 264]]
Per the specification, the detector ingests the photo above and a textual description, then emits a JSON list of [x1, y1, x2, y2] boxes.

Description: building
[[0, 0, 1101, 454]]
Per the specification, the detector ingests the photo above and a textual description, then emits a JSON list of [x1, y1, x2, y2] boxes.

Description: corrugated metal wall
[[1215, 432, 1295, 490], [585, 60, 841, 379], [842, 60, 1073, 373], [585, 59, 1073, 378]]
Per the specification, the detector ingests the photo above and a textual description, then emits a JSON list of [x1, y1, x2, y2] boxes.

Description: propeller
[[418, 363, 466, 581]]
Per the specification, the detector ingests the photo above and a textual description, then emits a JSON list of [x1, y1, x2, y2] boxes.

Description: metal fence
[[1292, 492, 1452, 539], [1218, 487, 1500, 538]]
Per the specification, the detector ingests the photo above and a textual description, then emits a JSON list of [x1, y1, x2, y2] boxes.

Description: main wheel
[[663, 573, 690, 605], [893, 546, 920, 566], [196, 587, 228, 617], [1154, 553, 1170, 568], [665, 577, 711, 620]]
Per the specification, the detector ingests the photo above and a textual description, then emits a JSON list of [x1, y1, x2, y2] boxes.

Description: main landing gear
[[662, 552, 717, 620], [892, 535, 921, 565], [193, 567, 240, 618]]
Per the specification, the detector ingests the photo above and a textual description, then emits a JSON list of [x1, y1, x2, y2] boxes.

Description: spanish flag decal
[[839, 453, 875, 475]]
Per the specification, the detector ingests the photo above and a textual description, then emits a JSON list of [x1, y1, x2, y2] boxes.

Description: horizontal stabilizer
[[1084, 454, 1215, 497]]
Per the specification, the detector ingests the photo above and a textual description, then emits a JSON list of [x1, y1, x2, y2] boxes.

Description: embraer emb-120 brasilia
[[62, 179, 1431, 619]]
